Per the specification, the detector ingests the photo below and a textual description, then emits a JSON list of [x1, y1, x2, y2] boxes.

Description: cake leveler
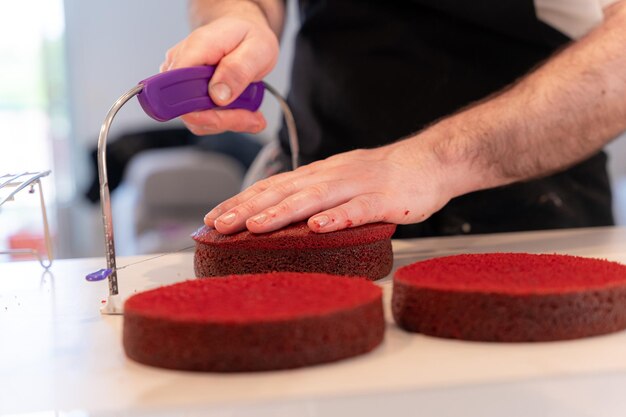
[[90, 65, 299, 314]]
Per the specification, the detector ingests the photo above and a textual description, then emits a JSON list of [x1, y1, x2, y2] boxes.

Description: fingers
[[307, 194, 389, 233], [181, 109, 266, 135], [208, 34, 278, 106], [205, 170, 332, 231], [164, 22, 245, 72], [244, 182, 345, 233], [159, 18, 278, 134], [163, 20, 278, 106], [203, 153, 397, 234], [204, 165, 320, 226], [210, 180, 307, 234], [213, 180, 359, 234], [207, 178, 299, 230], [210, 185, 391, 235], [199, 140, 450, 236], [205, 173, 294, 225]]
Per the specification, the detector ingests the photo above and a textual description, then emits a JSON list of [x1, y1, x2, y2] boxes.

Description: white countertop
[[2, 226, 626, 416]]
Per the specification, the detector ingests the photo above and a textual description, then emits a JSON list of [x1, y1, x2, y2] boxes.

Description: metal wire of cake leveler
[[95, 66, 299, 314]]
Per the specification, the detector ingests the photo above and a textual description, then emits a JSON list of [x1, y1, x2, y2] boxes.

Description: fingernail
[[217, 212, 236, 225], [312, 215, 329, 228], [250, 213, 268, 224], [210, 83, 232, 103], [167, 61, 174, 71]]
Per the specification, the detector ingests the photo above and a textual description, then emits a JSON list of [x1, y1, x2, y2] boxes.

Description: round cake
[[192, 221, 396, 280], [392, 253, 626, 342], [124, 272, 385, 372]]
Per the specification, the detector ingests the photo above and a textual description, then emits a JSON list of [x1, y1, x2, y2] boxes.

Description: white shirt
[[535, 0, 620, 38]]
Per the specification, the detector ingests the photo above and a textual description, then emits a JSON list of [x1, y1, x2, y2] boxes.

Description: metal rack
[[0, 171, 53, 269]]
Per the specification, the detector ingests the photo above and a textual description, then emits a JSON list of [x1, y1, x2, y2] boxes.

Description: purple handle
[[137, 66, 264, 122]]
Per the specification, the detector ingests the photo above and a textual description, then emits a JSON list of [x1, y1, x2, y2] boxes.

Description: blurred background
[[0, 0, 298, 261], [0, 0, 625, 262]]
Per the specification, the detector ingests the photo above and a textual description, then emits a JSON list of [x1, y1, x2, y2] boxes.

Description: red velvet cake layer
[[124, 272, 385, 372], [192, 222, 396, 280], [392, 253, 626, 342], [192, 221, 396, 250]]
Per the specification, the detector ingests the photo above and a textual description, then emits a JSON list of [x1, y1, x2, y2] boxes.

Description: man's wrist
[[188, 0, 285, 36], [400, 117, 500, 202]]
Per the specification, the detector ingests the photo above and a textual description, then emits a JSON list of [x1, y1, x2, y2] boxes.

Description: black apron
[[276, 0, 614, 238]]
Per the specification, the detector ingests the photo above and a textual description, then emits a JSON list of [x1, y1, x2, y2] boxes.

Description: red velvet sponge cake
[[392, 253, 626, 342], [123, 272, 385, 372], [192, 222, 396, 280]]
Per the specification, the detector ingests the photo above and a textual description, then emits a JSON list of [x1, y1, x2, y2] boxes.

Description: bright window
[[0, 1, 67, 262]]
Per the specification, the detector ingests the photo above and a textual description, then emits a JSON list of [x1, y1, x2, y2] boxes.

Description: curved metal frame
[[263, 82, 299, 170], [97, 82, 299, 298], [97, 84, 144, 296]]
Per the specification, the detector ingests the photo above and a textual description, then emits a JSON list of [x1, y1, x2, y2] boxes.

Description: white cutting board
[[2, 226, 626, 415]]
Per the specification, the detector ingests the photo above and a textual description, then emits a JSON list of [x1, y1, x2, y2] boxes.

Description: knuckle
[[252, 178, 273, 193], [254, 35, 279, 70], [219, 57, 256, 87], [227, 113, 260, 133], [273, 180, 297, 198], [306, 183, 330, 202], [210, 111, 228, 129], [185, 123, 204, 136], [295, 163, 315, 176], [180, 113, 199, 125], [237, 200, 261, 217], [188, 26, 211, 46], [271, 201, 294, 217], [196, 111, 220, 128], [165, 46, 177, 60], [248, 116, 266, 133], [354, 195, 380, 216]]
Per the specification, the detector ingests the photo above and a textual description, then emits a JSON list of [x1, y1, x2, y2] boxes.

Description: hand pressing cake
[[392, 253, 626, 342], [123, 272, 385, 372], [192, 222, 396, 280]]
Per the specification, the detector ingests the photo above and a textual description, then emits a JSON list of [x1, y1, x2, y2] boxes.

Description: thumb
[[209, 37, 278, 106], [168, 20, 278, 107]]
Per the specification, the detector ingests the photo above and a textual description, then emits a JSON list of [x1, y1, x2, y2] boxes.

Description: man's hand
[[161, 0, 282, 135], [205, 0, 626, 235], [204, 138, 463, 234]]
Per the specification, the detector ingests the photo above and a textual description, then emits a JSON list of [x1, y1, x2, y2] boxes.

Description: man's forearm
[[420, 0, 626, 197], [188, 0, 285, 36]]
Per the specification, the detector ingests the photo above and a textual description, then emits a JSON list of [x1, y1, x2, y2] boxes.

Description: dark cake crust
[[193, 222, 396, 280], [392, 253, 626, 342], [393, 282, 626, 342], [123, 273, 385, 372], [125, 299, 384, 372], [195, 239, 393, 280]]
